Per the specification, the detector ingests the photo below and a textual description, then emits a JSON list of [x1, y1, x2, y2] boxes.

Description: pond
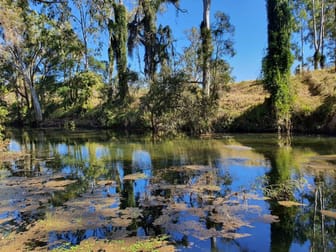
[[0, 129, 336, 251]]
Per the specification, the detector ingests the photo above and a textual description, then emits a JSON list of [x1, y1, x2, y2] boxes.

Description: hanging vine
[[109, 2, 128, 102], [262, 0, 293, 136]]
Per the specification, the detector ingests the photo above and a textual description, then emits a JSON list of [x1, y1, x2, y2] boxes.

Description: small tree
[[141, 71, 187, 135], [59, 71, 103, 112], [0, 105, 7, 140], [0, 2, 43, 123]]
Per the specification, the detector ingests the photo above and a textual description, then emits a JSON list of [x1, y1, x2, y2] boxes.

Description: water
[[1, 129, 336, 251]]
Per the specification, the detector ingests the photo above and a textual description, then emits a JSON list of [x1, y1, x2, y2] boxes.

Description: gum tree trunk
[[23, 73, 43, 123], [201, 0, 212, 96]]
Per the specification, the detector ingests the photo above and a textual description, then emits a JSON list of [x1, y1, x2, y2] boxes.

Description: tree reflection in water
[[1, 130, 336, 251], [239, 135, 336, 252]]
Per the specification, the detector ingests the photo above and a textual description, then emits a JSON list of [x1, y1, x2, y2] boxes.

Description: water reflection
[[237, 135, 336, 252], [0, 130, 336, 251], [267, 146, 297, 252]]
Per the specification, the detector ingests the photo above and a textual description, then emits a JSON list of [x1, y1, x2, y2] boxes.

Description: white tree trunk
[[202, 0, 211, 97], [203, 0, 211, 30], [312, 0, 326, 69], [24, 74, 43, 123]]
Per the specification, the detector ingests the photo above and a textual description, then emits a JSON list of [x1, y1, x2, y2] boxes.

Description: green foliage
[[209, 11, 234, 98], [110, 3, 128, 101], [51, 242, 94, 252], [259, 175, 307, 201], [51, 235, 169, 252], [140, 0, 159, 80], [0, 84, 8, 138], [141, 72, 188, 135], [180, 27, 202, 82], [0, 1, 87, 124], [263, 0, 293, 134], [211, 11, 235, 59], [140, 69, 219, 135], [60, 71, 103, 112], [182, 10, 234, 101], [125, 235, 169, 252], [64, 120, 76, 131], [200, 21, 213, 94], [102, 102, 145, 131], [181, 91, 218, 134], [0, 105, 8, 139], [129, 0, 178, 81], [210, 58, 232, 98], [274, 70, 293, 128]]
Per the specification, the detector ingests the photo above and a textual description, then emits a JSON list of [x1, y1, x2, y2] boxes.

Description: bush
[[102, 103, 146, 131], [141, 72, 188, 135], [180, 88, 218, 134], [140, 71, 219, 136], [0, 105, 8, 139], [58, 71, 104, 112]]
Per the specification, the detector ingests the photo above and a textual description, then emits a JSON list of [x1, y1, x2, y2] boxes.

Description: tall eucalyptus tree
[[291, 0, 335, 70], [91, 0, 129, 101], [0, 0, 82, 124], [311, 0, 327, 69], [325, 0, 336, 70], [201, 0, 212, 96], [291, 0, 308, 73], [128, 0, 180, 82], [111, 1, 128, 101], [0, 1, 43, 123], [71, 0, 98, 71], [263, 0, 293, 136]]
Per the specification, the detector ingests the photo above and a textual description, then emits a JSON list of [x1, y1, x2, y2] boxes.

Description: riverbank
[[4, 69, 336, 135], [215, 69, 336, 134]]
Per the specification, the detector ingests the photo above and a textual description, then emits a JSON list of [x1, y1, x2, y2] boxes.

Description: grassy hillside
[[216, 69, 336, 133]]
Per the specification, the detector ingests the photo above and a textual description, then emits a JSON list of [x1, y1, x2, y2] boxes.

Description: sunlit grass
[[51, 235, 172, 252]]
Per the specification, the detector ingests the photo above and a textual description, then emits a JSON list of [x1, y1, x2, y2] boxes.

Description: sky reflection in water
[[2, 131, 336, 251]]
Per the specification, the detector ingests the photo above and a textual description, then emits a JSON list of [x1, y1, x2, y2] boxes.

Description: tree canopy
[[0, 0, 335, 135]]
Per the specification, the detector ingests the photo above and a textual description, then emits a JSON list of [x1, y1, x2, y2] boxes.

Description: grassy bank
[[3, 69, 336, 135], [215, 69, 336, 134]]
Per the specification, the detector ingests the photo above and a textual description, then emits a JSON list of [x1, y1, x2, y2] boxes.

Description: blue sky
[[156, 0, 268, 82]]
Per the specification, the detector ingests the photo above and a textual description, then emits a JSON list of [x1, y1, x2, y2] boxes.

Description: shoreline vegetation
[[1, 1, 335, 250], [1, 0, 335, 138], [3, 69, 336, 136]]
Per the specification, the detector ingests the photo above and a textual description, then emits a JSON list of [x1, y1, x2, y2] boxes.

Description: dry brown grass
[[292, 69, 336, 115], [219, 68, 336, 122], [219, 80, 268, 118]]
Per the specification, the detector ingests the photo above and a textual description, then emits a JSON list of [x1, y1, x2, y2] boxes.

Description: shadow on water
[[1, 129, 336, 251]]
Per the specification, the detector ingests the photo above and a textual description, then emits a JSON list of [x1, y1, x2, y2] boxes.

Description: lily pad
[[278, 201, 306, 207], [256, 214, 280, 223], [44, 179, 77, 190], [221, 232, 251, 239], [123, 173, 147, 180], [183, 165, 212, 171]]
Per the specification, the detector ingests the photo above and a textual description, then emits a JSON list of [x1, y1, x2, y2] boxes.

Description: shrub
[[141, 72, 188, 135], [0, 105, 8, 139]]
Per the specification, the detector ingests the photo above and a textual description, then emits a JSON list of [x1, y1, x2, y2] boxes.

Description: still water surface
[[1, 129, 336, 251]]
